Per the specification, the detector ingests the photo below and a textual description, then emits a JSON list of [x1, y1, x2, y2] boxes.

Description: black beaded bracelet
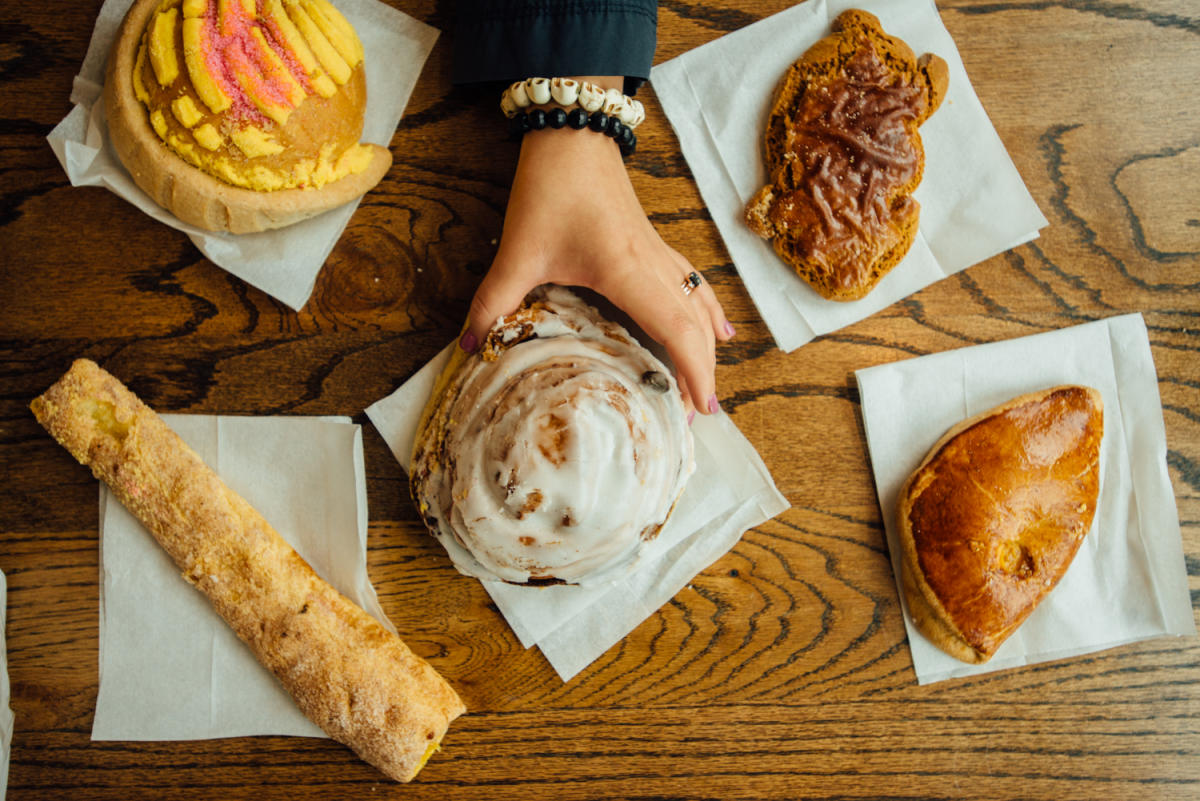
[[508, 108, 638, 157]]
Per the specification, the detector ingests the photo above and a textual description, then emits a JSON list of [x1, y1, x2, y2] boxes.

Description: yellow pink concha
[[130, 0, 374, 193], [105, 0, 391, 232]]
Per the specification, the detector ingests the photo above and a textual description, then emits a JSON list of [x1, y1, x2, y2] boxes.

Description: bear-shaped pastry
[[745, 9, 948, 301]]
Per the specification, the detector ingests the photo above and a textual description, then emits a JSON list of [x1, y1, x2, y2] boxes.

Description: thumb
[[461, 258, 538, 353]]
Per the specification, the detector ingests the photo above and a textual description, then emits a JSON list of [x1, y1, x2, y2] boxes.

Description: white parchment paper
[[856, 314, 1196, 684], [366, 345, 789, 682], [652, 0, 1048, 352], [91, 415, 389, 740], [1, 570, 12, 801], [46, 0, 439, 311]]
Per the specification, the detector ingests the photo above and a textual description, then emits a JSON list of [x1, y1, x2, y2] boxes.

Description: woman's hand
[[462, 83, 734, 416]]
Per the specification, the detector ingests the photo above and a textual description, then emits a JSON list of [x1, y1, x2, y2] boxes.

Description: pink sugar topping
[[199, 0, 312, 125]]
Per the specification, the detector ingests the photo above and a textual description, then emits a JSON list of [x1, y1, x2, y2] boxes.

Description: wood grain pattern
[[1, 0, 1197, 799]]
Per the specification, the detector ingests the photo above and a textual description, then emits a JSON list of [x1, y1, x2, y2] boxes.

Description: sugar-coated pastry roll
[[32, 359, 464, 782], [411, 285, 695, 585]]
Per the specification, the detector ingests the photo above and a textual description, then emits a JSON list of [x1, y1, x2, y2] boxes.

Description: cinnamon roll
[[410, 286, 695, 585]]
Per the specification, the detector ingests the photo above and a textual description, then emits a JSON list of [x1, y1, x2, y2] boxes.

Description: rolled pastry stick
[[31, 359, 464, 782]]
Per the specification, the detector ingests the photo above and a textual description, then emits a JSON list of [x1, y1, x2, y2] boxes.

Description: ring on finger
[[680, 271, 703, 296]]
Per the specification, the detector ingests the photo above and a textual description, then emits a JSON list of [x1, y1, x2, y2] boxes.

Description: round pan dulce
[[105, 0, 391, 233], [410, 286, 695, 586]]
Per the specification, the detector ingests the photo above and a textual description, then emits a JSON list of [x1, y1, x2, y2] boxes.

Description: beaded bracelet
[[501, 78, 646, 128], [502, 77, 644, 156], [508, 106, 638, 156]]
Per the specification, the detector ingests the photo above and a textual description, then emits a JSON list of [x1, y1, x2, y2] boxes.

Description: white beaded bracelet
[[501, 77, 646, 129]]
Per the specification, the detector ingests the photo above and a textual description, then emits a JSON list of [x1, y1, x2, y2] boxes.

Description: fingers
[[670, 316, 719, 416], [462, 256, 538, 353], [667, 248, 735, 343], [676, 373, 697, 425], [597, 263, 721, 416]]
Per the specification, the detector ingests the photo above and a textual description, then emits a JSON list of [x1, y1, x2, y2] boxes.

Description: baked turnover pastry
[[410, 286, 695, 585], [897, 386, 1104, 664], [32, 360, 464, 782], [105, 0, 392, 233], [745, 9, 948, 300]]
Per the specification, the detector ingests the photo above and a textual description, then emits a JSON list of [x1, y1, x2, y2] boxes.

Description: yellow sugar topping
[[230, 126, 286, 158], [149, 110, 169, 138], [335, 143, 374, 175], [182, 17, 231, 113], [192, 123, 224, 151], [148, 7, 180, 87], [132, 41, 151, 103], [133, 0, 372, 192], [171, 94, 204, 128], [265, 0, 337, 98], [286, 1, 351, 84], [302, 0, 362, 66]]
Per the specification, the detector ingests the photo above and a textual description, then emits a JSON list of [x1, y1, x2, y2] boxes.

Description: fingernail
[[687, 410, 696, 426], [707, 394, 720, 414], [724, 321, 736, 338], [459, 331, 478, 353]]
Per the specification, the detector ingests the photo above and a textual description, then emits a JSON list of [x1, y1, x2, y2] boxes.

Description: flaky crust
[[103, 0, 391, 234], [746, 9, 949, 301], [32, 359, 464, 781], [896, 386, 1103, 663]]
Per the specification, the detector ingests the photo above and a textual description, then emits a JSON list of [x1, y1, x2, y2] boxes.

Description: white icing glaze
[[411, 286, 694, 585]]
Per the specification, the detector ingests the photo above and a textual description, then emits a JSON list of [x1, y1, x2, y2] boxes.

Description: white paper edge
[[90, 414, 393, 740], [651, 0, 1049, 353], [538, 482, 790, 681], [365, 345, 790, 681], [45, 0, 440, 311], [1107, 317, 1195, 636], [0, 569, 12, 801], [855, 313, 1195, 684]]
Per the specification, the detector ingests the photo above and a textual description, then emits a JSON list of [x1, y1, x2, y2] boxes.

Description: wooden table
[[2, 1, 1197, 798]]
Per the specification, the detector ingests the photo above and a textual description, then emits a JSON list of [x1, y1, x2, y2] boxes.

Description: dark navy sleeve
[[452, 1, 658, 93]]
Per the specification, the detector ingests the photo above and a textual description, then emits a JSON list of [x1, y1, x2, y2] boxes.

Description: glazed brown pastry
[[745, 9, 948, 300], [32, 360, 464, 782], [897, 386, 1103, 664], [105, 0, 392, 233]]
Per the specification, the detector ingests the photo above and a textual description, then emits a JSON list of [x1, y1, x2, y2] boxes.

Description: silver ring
[[681, 271, 702, 296]]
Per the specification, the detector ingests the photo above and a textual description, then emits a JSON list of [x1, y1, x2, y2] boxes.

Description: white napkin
[[1, 570, 12, 801], [366, 345, 789, 682], [46, 0, 439, 311], [91, 415, 388, 740], [856, 313, 1196, 684], [652, 0, 1048, 352]]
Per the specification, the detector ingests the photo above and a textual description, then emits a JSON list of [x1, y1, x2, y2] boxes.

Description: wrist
[[566, 75, 623, 91], [518, 117, 625, 166]]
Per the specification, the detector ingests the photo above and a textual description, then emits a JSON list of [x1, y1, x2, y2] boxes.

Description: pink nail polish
[[687, 410, 696, 426], [707, 394, 720, 414], [459, 331, 478, 353], [724, 321, 736, 338]]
